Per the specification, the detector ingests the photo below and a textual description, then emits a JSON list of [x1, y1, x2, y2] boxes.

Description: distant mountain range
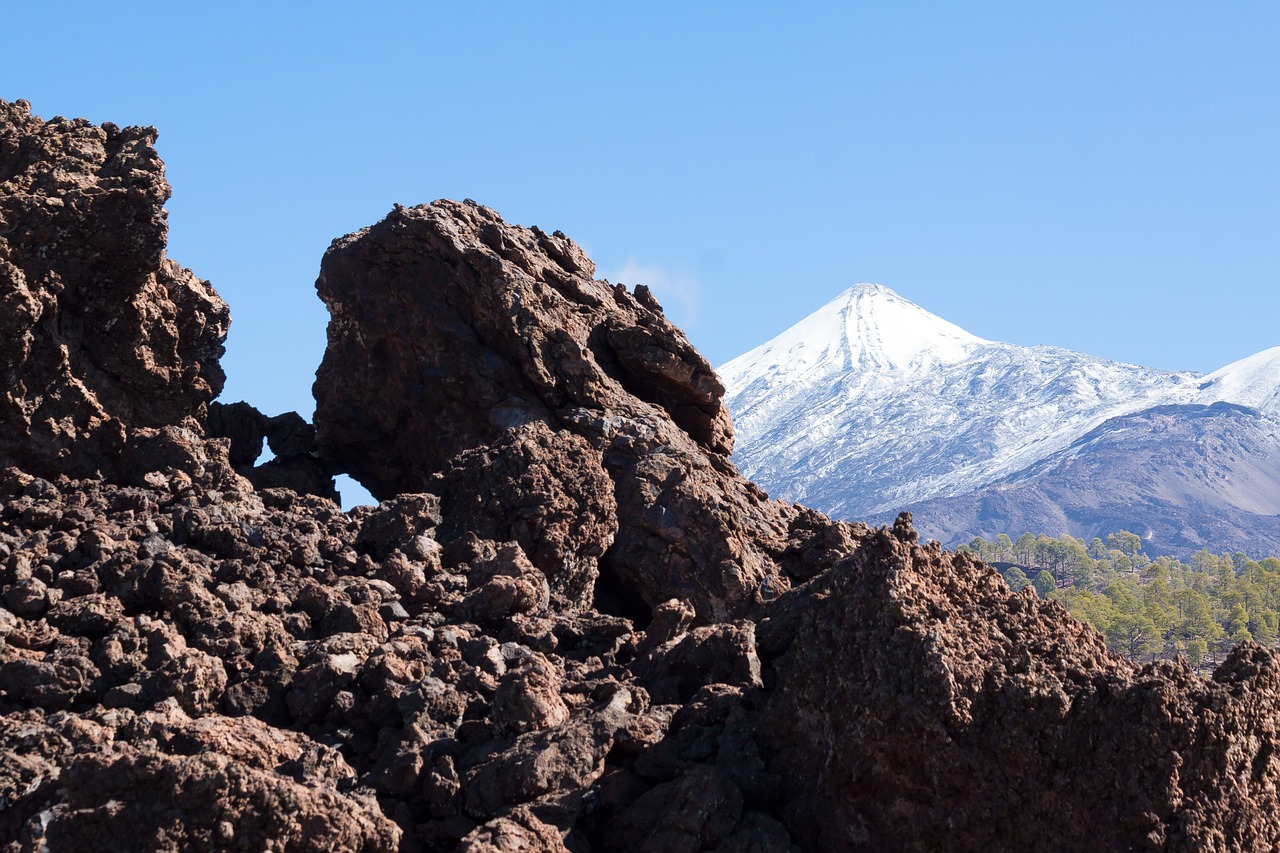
[[719, 284, 1280, 556]]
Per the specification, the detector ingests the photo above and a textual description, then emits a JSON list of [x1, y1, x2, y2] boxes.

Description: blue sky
[[5, 2, 1278, 423]]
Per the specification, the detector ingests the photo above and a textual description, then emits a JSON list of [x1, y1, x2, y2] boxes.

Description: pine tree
[[1003, 566, 1031, 593]]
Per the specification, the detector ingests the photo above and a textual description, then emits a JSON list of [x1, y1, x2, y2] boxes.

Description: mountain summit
[[721, 285, 1280, 553], [723, 283, 985, 382], [721, 285, 1205, 521]]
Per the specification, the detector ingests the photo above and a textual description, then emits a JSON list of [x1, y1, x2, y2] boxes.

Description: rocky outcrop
[[314, 200, 803, 622], [759, 526, 1280, 850], [7, 101, 1280, 852], [206, 400, 338, 500], [8, 457, 1280, 851], [0, 100, 229, 484], [0, 449, 808, 851]]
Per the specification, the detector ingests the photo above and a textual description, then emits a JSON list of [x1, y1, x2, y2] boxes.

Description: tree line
[[957, 531, 1280, 669]]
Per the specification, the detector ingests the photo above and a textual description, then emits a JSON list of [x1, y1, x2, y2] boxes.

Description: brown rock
[[458, 809, 571, 853], [719, 812, 800, 853], [455, 541, 551, 628], [47, 744, 399, 852], [463, 701, 625, 818], [3, 575, 48, 616], [312, 200, 799, 621], [206, 400, 338, 499], [355, 492, 442, 560], [492, 652, 570, 735], [314, 201, 729, 484], [604, 765, 744, 853], [437, 422, 616, 610], [640, 598, 696, 650], [634, 622, 763, 704], [0, 654, 96, 711], [7, 103, 1280, 853], [756, 532, 1280, 851], [0, 100, 229, 483]]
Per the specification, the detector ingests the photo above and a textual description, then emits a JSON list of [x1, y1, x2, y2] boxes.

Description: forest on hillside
[[958, 532, 1280, 669]]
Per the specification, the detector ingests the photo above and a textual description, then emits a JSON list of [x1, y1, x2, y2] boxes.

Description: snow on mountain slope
[[719, 284, 1206, 518], [1195, 346, 1280, 416], [890, 402, 1280, 556]]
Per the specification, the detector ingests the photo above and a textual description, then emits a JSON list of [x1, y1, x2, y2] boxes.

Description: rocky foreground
[[3, 99, 1280, 852]]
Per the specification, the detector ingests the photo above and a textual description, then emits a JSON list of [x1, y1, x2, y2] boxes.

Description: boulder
[[313, 200, 799, 620]]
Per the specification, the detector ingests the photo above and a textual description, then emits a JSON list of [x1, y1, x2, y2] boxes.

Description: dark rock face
[[0, 100, 229, 483], [314, 200, 798, 622], [436, 422, 616, 611], [0, 464, 775, 852], [314, 200, 731, 483], [760, 526, 1280, 850], [7, 101, 1280, 852]]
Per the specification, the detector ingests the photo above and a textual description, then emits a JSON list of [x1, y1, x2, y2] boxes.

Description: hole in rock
[[592, 560, 653, 629], [335, 474, 376, 510]]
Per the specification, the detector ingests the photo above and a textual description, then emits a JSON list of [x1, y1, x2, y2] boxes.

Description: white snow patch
[[1195, 346, 1280, 416]]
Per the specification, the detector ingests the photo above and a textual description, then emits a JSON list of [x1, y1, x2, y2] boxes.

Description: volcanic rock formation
[[5, 100, 1280, 852], [313, 201, 801, 623], [0, 99, 230, 485]]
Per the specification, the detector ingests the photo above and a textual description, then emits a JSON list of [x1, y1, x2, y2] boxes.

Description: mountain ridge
[[886, 401, 1280, 554], [721, 284, 1280, 553], [1195, 346, 1280, 415]]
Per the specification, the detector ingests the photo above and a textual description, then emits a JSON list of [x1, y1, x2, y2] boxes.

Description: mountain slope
[[889, 402, 1280, 554], [720, 284, 1203, 517], [1195, 346, 1280, 416]]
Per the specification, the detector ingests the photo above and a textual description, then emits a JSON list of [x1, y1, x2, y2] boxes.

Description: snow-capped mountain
[[719, 284, 1280, 544]]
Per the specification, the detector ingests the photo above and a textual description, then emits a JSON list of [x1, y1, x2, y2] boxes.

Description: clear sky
[[5, 2, 1278, 420]]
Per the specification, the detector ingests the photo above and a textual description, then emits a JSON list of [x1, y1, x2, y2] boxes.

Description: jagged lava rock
[[7, 100, 1280, 853], [313, 200, 800, 621], [314, 200, 730, 478], [757, 524, 1280, 850], [206, 400, 338, 500], [436, 422, 615, 611], [309, 199, 1280, 851], [0, 99, 229, 483]]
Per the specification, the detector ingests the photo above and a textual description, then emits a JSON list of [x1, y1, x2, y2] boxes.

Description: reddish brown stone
[[313, 199, 800, 621], [0, 100, 228, 484], [5, 99, 1280, 853]]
